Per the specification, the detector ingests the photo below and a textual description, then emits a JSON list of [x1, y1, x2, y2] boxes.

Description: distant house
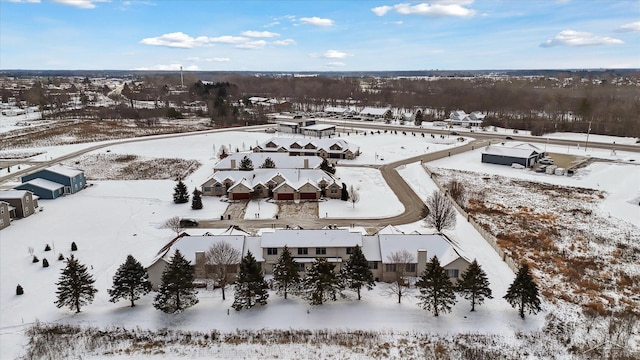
[[0, 190, 37, 218], [21, 164, 86, 195], [254, 137, 360, 160], [446, 110, 484, 127], [276, 119, 317, 134], [481, 144, 541, 167], [146, 226, 471, 289], [301, 124, 336, 138], [214, 153, 322, 171], [359, 107, 392, 120], [0, 201, 11, 230], [15, 178, 65, 199]]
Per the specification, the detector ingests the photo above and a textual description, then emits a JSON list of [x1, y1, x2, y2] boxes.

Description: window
[[368, 261, 378, 270], [445, 269, 460, 278], [330, 188, 338, 194], [204, 186, 212, 192], [385, 264, 396, 272], [296, 263, 306, 272], [405, 263, 417, 273], [346, 247, 354, 255], [315, 247, 326, 255], [297, 248, 308, 255], [267, 248, 278, 256]]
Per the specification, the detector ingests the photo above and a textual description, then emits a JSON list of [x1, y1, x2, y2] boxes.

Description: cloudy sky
[[1, 0, 638, 71]]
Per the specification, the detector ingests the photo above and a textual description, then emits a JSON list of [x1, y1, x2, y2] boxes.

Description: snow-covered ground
[[1, 128, 638, 358]]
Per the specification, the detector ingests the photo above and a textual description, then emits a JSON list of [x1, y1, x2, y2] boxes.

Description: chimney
[[417, 249, 427, 275], [304, 158, 309, 169], [230, 159, 236, 169]]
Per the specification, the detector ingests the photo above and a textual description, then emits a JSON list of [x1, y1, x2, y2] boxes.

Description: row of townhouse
[[0, 164, 85, 230], [253, 137, 360, 160], [146, 226, 472, 289]]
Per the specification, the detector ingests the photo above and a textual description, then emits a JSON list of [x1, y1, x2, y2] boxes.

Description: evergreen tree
[[16, 284, 24, 295], [260, 157, 276, 169], [504, 263, 541, 319], [416, 256, 457, 317], [42, 258, 49, 268], [54, 255, 97, 313], [32, 255, 39, 263], [44, 244, 51, 251], [320, 158, 335, 174], [340, 245, 374, 300], [108, 255, 152, 307], [239, 156, 254, 171], [191, 188, 203, 210], [58, 253, 64, 261], [456, 259, 492, 311], [153, 250, 199, 313], [272, 246, 300, 299], [71, 241, 78, 251], [173, 179, 189, 204], [340, 183, 349, 201], [232, 251, 269, 311], [303, 258, 342, 305]]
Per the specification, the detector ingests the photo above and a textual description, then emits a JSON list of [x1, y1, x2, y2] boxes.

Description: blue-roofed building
[[21, 164, 86, 195], [15, 178, 65, 199]]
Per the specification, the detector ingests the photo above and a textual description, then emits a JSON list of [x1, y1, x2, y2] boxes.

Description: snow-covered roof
[[482, 145, 539, 158], [214, 153, 322, 170], [258, 137, 359, 154], [19, 178, 64, 191], [210, 169, 336, 190], [378, 234, 463, 267], [302, 124, 336, 131], [324, 106, 347, 113], [376, 224, 405, 235], [162, 235, 245, 265], [261, 229, 363, 248], [0, 190, 31, 200], [44, 164, 84, 178], [512, 143, 543, 152], [359, 107, 390, 116], [244, 236, 264, 262], [361, 235, 382, 262]]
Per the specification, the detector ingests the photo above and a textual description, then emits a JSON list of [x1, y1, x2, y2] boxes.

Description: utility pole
[[584, 120, 592, 151]]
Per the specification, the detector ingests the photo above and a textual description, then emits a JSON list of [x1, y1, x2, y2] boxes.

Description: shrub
[[44, 244, 51, 251], [58, 253, 64, 261], [71, 242, 78, 251], [43, 258, 49, 268], [16, 285, 24, 295], [32, 255, 39, 263]]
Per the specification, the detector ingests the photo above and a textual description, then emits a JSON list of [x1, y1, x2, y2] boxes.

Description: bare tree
[[348, 185, 360, 208], [425, 190, 457, 232], [383, 250, 415, 304], [161, 216, 183, 236], [205, 241, 241, 300], [445, 178, 466, 206]]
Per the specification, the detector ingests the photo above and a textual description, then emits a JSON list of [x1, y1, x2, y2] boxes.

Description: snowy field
[[1, 128, 638, 358]]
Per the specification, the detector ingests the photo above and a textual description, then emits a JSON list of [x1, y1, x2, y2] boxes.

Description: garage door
[[232, 193, 250, 200], [277, 193, 294, 200], [299, 193, 317, 200]]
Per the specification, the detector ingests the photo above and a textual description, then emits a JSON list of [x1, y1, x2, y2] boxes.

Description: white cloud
[[53, 0, 109, 9], [372, 1, 475, 17], [616, 21, 640, 33], [371, 5, 392, 16], [209, 35, 249, 44], [140, 32, 215, 48], [7, 0, 41, 3], [325, 62, 346, 68], [541, 30, 624, 47], [323, 50, 349, 59], [273, 39, 296, 46], [241, 30, 280, 38], [235, 40, 267, 49], [299, 17, 334, 27], [134, 63, 199, 71]]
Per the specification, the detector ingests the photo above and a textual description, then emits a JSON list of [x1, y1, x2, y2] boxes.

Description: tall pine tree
[[232, 251, 269, 311], [260, 157, 276, 169], [153, 250, 199, 313], [239, 156, 254, 171], [272, 246, 300, 299], [108, 255, 152, 307], [416, 256, 457, 317], [303, 258, 343, 305], [456, 259, 492, 311], [340, 245, 374, 300], [173, 179, 189, 204], [504, 263, 541, 319], [191, 188, 203, 210], [54, 255, 97, 313]]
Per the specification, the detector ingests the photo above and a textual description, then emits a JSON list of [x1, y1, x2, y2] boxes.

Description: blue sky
[[1, 0, 639, 71]]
